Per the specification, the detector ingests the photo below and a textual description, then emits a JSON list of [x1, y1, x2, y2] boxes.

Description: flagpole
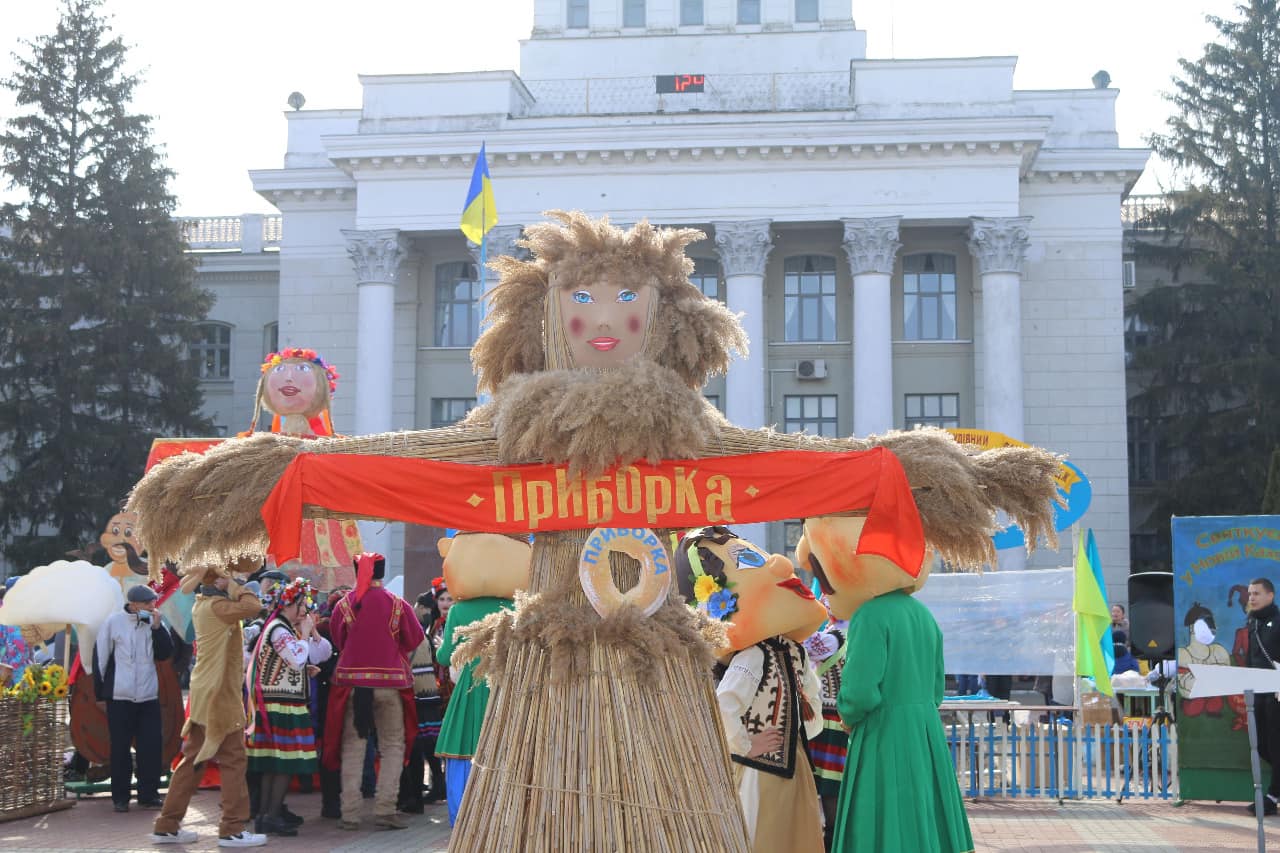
[[477, 148, 489, 403]]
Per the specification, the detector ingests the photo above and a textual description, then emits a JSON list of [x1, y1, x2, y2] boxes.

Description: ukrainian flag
[[1073, 528, 1115, 696], [460, 143, 498, 244]]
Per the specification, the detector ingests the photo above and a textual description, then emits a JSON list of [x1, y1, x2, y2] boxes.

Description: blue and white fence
[[945, 719, 1178, 801]]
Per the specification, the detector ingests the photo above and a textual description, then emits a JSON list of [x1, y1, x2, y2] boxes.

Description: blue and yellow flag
[[1074, 528, 1115, 696], [460, 143, 498, 244]]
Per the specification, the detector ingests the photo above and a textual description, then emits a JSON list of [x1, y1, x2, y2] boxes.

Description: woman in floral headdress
[[246, 578, 331, 837]]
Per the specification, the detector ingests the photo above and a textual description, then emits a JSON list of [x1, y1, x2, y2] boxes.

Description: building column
[[342, 228, 407, 557], [969, 216, 1033, 568], [968, 217, 1032, 440], [712, 219, 774, 429], [713, 219, 773, 548], [842, 217, 901, 436]]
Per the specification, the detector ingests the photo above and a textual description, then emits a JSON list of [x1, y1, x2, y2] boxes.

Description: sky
[[0, 0, 1237, 216]]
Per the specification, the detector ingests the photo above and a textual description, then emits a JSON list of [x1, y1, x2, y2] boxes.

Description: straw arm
[[709, 425, 1062, 568]]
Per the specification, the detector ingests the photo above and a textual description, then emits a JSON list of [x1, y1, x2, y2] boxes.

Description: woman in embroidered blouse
[[246, 579, 331, 837]]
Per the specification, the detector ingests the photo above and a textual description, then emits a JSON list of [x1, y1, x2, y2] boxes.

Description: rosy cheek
[[627, 315, 641, 334], [569, 317, 585, 336]]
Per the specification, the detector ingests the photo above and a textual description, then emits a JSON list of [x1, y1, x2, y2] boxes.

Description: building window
[[435, 262, 482, 347], [1128, 416, 1166, 482], [691, 257, 724, 302], [680, 0, 703, 25], [795, 0, 818, 22], [1124, 313, 1153, 367], [783, 255, 837, 342], [737, 0, 760, 24], [568, 0, 589, 28], [1131, 532, 1165, 569], [623, 0, 645, 27], [902, 253, 957, 341], [784, 394, 838, 437], [263, 321, 279, 358], [904, 393, 959, 429], [704, 393, 722, 411], [193, 322, 232, 380], [784, 520, 804, 562], [431, 398, 476, 428]]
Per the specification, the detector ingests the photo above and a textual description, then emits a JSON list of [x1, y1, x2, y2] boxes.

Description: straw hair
[[472, 211, 748, 393]]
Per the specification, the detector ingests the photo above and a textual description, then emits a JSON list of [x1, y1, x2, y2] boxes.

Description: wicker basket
[[0, 696, 70, 821]]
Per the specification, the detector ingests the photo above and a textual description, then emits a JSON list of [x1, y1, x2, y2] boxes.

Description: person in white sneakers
[[150, 565, 267, 847]]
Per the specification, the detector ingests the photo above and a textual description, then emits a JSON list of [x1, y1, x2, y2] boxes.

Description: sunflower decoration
[[679, 529, 741, 623], [36, 680, 52, 696], [53, 684, 69, 699]]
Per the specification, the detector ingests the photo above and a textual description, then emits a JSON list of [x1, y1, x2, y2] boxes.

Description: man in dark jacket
[[96, 584, 174, 812], [1246, 577, 1280, 816]]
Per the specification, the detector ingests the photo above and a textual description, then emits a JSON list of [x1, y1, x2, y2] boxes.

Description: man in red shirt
[[322, 553, 425, 830]]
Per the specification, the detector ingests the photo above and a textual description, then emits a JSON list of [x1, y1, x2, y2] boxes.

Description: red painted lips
[[777, 577, 815, 600], [589, 337, 620, 351]]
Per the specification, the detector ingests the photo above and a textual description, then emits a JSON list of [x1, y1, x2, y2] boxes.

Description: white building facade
[[187, 0, 1148, 601]]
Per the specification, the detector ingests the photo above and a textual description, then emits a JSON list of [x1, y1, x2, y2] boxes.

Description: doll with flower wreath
[[248, 348, 362, 592], [130, 212, 1062, 851], [676, 526, 828, 852]]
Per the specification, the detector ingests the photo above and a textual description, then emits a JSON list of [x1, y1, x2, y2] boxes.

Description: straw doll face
[[554, 276, 655, 369], [677, 527, 828, 654], [263, 358, 324, 417], [437, 533, 532, 601], [795, 515, 933, 621]]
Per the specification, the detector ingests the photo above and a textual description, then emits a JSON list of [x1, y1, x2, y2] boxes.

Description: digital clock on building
[[655, 74, 705, 94]]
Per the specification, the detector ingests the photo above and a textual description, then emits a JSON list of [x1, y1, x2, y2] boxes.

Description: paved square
[[3, 792, 1278, 851]]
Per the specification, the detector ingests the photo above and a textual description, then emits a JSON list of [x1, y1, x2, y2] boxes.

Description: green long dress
[[832, 590, 973, 853], [435, 597, 512, 760]]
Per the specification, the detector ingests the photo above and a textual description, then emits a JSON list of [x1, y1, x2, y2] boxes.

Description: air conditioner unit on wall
[[1123, 260, 1137, 289], [796, 359, 827, 380]]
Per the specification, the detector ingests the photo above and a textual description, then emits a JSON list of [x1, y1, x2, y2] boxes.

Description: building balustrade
[[180, 214, 282, 252]]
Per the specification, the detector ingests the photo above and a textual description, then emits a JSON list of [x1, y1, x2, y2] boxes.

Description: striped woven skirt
[[246, 698, 318, 774], [809, 708, 849, 797]]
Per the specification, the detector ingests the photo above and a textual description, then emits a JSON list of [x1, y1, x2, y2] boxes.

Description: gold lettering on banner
[[586, 475, 614, 524], [706, 474, 734, 522], [492, 471, 523, 523], [486, 464, 758, 530], [526, 479, 554, 529], [617, 466, 643, 515], [644, 475, 672, 524], [556, 469, 584, 519], [674, 467, 699, 514]]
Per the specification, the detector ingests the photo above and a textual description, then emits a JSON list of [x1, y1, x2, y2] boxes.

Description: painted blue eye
[[617, 289, 638, 303], [572, 291, 594, 304], [735, 548, 766, 569]]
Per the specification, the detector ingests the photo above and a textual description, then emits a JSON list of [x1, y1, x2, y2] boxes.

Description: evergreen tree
[[1131, 0, 1280, 542], [0, 0, 213, 569], [1264, 449, 1280, 515]]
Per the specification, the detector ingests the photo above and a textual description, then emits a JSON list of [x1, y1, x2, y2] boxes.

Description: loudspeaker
[[1128, 571, 1175, 660]]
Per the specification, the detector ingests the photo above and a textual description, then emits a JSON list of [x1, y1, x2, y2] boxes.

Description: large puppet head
[[471, 212, 747, 392], [795, 514, 933, 621], [252, 347, 340, 436], [674, 526, 827, 654], [100, 510, 146, 579], [437, 532, 532, 601]]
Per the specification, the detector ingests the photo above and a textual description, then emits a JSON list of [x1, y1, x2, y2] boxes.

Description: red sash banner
[[261, 447, 924, 572]]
